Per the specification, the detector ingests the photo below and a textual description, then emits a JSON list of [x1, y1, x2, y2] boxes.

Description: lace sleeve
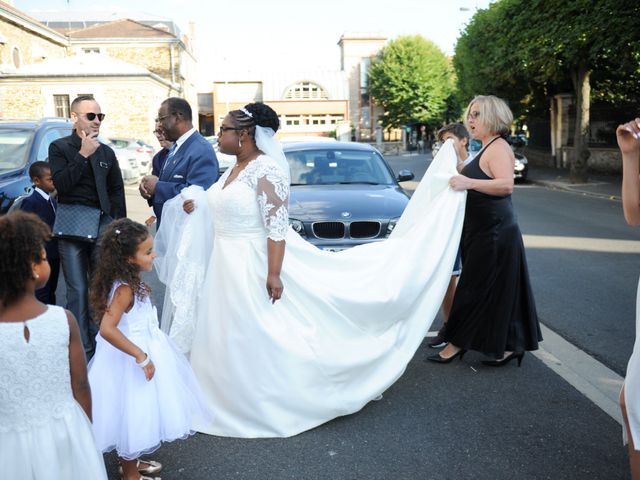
[[256, 165, 289, 242]]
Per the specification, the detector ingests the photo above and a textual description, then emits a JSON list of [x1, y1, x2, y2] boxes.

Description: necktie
[[161, 144, 177, 176]]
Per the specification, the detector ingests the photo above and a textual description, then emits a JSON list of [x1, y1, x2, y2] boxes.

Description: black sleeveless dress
[[442, 138, 541, 357]]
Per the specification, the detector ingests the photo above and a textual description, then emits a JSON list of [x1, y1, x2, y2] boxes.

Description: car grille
[[350, 221, 381, 239], [311, 221, 382, 239], [312, 222, 345, 239]]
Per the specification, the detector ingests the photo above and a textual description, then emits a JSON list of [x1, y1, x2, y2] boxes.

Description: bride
[[155, 102, 466, 438]]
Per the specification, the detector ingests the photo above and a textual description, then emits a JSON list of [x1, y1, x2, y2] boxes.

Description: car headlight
[[386, 217, 400, 236], [289, 219, 306, 237]]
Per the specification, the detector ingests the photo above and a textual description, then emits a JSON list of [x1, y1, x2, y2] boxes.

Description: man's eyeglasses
[[218, 126, 243, 135], [467, 111, 481, 120], [155, 114, 172, 123], [82, 112, 105, 122]]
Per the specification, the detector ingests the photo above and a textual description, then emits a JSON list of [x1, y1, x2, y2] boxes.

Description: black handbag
[[52, 203, 102, 242]]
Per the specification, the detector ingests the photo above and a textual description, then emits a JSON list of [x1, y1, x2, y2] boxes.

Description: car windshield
[[285, 149, 395, 186], [0, 128, 33, 173]]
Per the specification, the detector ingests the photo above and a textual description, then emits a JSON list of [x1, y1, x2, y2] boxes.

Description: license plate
[[321, 246, 347, 252]]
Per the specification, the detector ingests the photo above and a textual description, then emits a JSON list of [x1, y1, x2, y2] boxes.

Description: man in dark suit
[[138, 128, 173, 223], [20, 161, 60, 305], [49, 95, 126, 358], [140, 97, 218, 225]]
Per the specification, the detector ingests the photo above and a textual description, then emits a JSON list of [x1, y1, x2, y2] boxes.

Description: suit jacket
[[151, 147, 170, 177], [153, 131, 218, 222], [49, 131, 126, 219], [20, 191, 59, 260]]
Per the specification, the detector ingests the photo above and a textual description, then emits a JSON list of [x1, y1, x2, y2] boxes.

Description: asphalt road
[[61, 153, 634, 479]]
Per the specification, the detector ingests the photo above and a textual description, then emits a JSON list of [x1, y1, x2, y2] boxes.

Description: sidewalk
[[528, 165, 622, 201]]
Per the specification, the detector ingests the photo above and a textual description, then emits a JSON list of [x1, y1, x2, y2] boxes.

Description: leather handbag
[[52, 203, 102, 242]]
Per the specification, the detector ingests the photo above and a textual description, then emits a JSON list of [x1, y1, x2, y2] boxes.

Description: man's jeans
[[58, 238, 99, 359]]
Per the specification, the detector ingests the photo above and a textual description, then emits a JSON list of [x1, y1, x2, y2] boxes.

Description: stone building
[[208, 33, 390, 143], [64, 18, 197, 116], [212, 70, 350, 140], [0, 4, 198, 144], [0, 53, 181, 142]]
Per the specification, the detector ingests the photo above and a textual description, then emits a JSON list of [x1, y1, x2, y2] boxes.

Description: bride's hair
[[230, 102, 280, 135]]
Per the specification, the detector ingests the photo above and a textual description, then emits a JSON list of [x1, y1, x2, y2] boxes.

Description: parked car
[[205, 135, 236, 174], [101, 137, 141, 183], [109, 137, 153, 174], [280, 135, 337, 144], [284, 141, 414, 251], [0, 118, 73, 214]]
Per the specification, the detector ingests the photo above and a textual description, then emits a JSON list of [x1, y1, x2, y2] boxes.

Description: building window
[[53, 95, 70, 118], [284, 81, 329, 100], [82, 47, 100, 54], [12, 47, 21, 68]]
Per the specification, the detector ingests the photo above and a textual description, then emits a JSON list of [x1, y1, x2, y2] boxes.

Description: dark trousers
[[58, 239, 99, 359], [36, 258, 60, 305]]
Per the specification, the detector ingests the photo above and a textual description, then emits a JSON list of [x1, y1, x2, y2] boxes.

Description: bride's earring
[[238, 139, 242, 148]]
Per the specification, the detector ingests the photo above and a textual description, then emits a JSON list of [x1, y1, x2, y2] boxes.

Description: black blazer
[[20, 191, 59, 260], [49, 131, 126, 219]]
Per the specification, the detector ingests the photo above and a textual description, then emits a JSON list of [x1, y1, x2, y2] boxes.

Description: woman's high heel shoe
[[481, 352, 524, 367], [425, 349, 466, 364]]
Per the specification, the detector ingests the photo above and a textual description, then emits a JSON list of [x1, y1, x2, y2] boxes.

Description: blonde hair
[[464, 95, 513, 136]]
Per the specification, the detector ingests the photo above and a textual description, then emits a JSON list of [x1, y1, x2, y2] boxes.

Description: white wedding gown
[[156, 141, 466, 438]]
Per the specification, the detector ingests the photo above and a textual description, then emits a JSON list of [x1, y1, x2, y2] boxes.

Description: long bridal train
[[155, 140, 466, 438]]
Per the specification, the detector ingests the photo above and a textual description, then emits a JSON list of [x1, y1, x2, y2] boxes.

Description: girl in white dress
[[0, 211, 107, 479], [88, 218, 212, 480], [617, 117, 640, 479]]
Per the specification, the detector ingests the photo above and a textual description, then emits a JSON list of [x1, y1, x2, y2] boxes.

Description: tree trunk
[[569, 64, 591, 184]]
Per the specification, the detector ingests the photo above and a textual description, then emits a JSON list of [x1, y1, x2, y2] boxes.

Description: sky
[[16, 0, 493, 86]]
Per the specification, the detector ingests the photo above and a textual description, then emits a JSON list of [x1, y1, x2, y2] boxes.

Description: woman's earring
[[238, 139, 242, 148], [34, 273, 39, 280]]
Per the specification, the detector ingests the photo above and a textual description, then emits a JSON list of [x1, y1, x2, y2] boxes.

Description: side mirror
[[397, 169, 414, 182]]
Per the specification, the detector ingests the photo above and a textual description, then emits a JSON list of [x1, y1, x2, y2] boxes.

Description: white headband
[[240, 107, 253, 118]]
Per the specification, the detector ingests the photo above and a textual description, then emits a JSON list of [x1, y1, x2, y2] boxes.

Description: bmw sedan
[[284, 141, 414, 251]]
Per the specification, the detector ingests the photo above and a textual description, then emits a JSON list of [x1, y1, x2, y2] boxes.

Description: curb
[[529, 178, 621, 202]]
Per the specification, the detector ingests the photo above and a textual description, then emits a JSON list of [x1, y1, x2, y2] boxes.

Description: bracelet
[[136, 354, 151, 368]]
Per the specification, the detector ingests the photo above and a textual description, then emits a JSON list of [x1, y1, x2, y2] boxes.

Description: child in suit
[[20, 161, 60, 305]]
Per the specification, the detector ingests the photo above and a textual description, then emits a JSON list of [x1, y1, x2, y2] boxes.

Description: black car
[[468, 138, 529, 181], [0, 118, 73, 214], [284, 141, 414, 251]]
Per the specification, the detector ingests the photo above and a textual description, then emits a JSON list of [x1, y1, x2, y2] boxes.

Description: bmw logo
[[341, 211, 351, 218]]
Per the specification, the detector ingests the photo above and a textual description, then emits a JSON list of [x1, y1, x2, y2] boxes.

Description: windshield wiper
[[338, 181, 380, 185]]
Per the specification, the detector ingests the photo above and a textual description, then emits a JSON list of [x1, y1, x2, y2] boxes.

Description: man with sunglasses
[[139, 97, 218, 225], [49, 95, 126, 359]]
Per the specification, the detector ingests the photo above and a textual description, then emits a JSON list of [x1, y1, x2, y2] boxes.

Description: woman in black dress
[[427, 95, 541, 366]]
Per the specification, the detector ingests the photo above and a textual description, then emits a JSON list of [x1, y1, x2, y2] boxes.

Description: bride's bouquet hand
[[183, 199, 195, 214]]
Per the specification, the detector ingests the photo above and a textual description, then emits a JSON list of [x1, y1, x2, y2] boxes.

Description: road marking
[[425, 324, 624, 425], [523, 234, 640, 254], [533, 323, 624, 425]]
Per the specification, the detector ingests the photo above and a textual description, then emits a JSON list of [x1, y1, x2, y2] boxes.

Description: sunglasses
[[82, 112, 105, 122], [218, 126, 243, 135]]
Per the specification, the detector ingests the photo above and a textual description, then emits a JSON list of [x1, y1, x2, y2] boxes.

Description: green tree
[[368, 35, 456, 131], [455, 0, 640, 182]]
